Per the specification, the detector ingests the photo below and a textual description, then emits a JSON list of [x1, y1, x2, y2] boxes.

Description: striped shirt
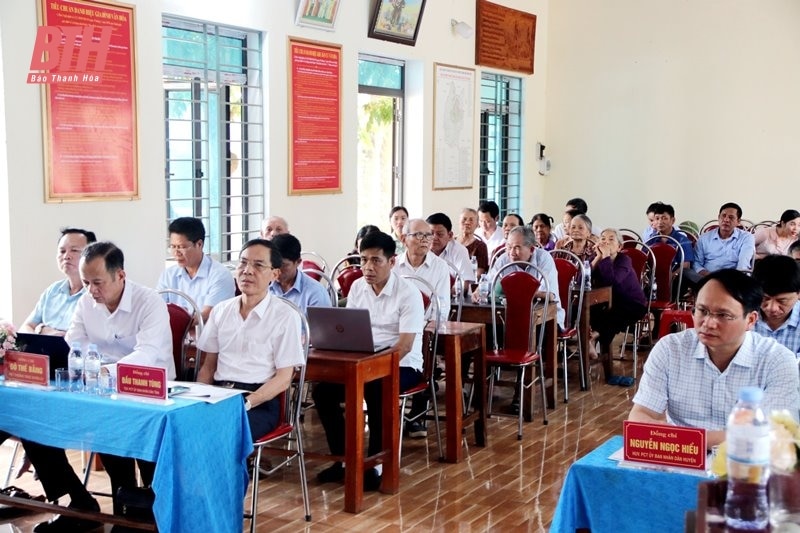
[[753, 301, 800, 358]]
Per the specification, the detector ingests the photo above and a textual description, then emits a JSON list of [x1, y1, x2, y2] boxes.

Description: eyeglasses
[[168, 243, 196, 252], [692, 306, 741, 322], [406, 232, 433, 241], [237, 259, 271, 272]]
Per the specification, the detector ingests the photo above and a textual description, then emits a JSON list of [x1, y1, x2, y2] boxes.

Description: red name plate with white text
[[623, 420, 706, 470], [4, 351, 50, 386], [117, 364, 167, 400]]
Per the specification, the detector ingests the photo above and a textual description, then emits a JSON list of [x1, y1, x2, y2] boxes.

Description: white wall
[[544, 0, 800, 230], [0, 0, 548, 322]]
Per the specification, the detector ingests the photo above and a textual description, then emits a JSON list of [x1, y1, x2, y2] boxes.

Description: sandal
[[0, 485, 43, 501]]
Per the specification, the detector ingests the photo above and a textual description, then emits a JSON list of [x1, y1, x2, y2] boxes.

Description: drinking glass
[[54, 368, 69, 391], [99, 373, 117, 397]]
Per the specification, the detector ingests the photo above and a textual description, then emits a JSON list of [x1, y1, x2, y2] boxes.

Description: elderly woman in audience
[[389, 206, 409, 256], [457, 207, 489, 278], [556, 214, 597, 263], [754, 209, 800, 259], [589, 228, 648, 383], [501, 214, 524, 240], [530, 213, 556, 250]]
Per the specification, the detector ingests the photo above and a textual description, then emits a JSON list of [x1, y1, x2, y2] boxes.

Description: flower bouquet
[[0, 320, 19, 364], [769, 410, 800, 530]]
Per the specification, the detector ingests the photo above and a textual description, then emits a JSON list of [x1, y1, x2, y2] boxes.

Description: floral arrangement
[[0, 320, 20, 362], [771, 410, 800, 474]]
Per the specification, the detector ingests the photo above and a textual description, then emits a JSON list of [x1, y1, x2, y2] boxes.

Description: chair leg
[[294, 428, 311, 521], [487, 367, 496, 417], [576, 334, 586, 392], [398, 396, 408, 464], [250, 446, 263, 533], [561, 341, 569, 404], [538, 358, 548, 427], [82, 451, 95, 486], [3, 441, 20, 488], [517, 366, 525, 440], [429, 382, 443, 462]]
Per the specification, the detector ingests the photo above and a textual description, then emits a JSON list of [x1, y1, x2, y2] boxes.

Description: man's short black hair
[[566, 198, 588, 214], [271, 233, 302, 262], [426, 212, 452, 232], [82, 241, 124, 273], [354, 225, 381, 248], [752, 255, 800, 296], [60, 227, 97, 244], [696, 268, 763, 315], [652, 203, 675, 217], [645, 202, 664, 215], [359, 231, 396, 259], [477, 200, 500, 219], [241, 238, 282, 269], [168, 217, 206, 243], [718, 202, 743, 219]]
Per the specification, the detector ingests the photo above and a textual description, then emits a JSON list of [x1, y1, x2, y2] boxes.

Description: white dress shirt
[[66, 280, 175, 379], [476, 226, 505, 252], [438, 239, 475, 283], [395, 250, 452, 319]]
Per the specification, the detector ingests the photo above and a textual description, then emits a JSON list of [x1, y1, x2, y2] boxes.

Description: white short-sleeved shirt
[[197, 294, 304, 384], [347, 272, 424, 371], [394, 251, 451, 319], [633, 329, 800, 430], [439, 239, 475, 283], [157, 254, 235, 311]]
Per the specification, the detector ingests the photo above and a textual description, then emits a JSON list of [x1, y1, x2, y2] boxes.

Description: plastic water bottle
[[478, 274, 490, 304], [67, 342, 84, 392], [724, 387, 770, 531], [582, 260, 592, 291], [470, 256, 478, 279], [84, 343, 102, 395]]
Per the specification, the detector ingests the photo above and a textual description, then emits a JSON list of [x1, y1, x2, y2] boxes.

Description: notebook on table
[[307, 307, 390, 353], [14, 333, 70, 379]]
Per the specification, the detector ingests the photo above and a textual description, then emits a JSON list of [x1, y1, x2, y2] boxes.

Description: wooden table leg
[[473, 328, 487, 447], [579, 302, 592, 390], [344, 367, 364, 513], [444, 335, 465, 463], [380, 352, 399, 495]]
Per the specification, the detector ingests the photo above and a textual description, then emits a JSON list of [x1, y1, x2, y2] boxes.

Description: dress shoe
[[34, 498, 101, 533], [316, 462, 345, 483], [405, 421, 427, 439], [363, 468, 382, 492]]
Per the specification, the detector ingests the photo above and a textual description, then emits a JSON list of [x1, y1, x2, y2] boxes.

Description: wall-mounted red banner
[[4, 351, 50, 387], [288, 38, 342, 195], [117, 363, 167, 400], [623, 420, 706, 470]]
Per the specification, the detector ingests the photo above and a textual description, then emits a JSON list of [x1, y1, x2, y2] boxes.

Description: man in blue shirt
[[268, 233, 332, 313], [646, 203, 694, 270], [157, 217, 235, 322], [693, 202, 755, 277], [19, 228, 96, 335], [752, 254, 800, 358]]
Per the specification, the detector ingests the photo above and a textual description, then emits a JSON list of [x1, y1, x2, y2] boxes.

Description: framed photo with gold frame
[[295, 0, 342, 31]]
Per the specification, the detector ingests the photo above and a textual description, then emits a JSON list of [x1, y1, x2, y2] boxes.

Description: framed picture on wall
[[295, 0, 342, 31], [368, 0, 427, 46]]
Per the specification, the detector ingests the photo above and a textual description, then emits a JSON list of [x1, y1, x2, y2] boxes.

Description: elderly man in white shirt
[[426, 212, 475, 284]]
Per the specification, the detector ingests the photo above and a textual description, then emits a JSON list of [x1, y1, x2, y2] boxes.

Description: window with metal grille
[[162, 17, 264, 261], [479, 73, 522, 216]]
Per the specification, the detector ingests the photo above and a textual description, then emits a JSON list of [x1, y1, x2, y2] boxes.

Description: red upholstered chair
[[246, 298, 311, 529], [486, 261, 550, 439], [157, 288, 204, 381], [549, 250, 585, 402], [398, 275, 443, 463], [657, 309, 694, 338], [300, 251, 328, 273], [330, 255, 363, 301], [649, 236, 685, 336], [300, 267, 337, 306], [617, 242, 656, 376], [619, 228, 642, 248]]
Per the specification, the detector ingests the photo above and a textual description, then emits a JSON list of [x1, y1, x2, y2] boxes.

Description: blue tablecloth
[[0, 383, 253, 533], [550, 436, 708, 533]]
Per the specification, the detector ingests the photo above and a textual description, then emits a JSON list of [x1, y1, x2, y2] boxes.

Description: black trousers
[[313, 367, 421, 457], [590, 302, 647, 347], [247, 396, 280, 440]]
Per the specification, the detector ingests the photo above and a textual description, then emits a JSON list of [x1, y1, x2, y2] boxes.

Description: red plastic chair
[[330, 255, 363, 301], [549, 250, 585, 402], [657, 309, 694, 338], [487, 261, 550, 439], [618, 243, 656, 376], [157, 288, 204, 381]]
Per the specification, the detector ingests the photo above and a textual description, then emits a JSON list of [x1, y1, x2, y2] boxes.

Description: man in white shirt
[[475, 200, 505, 252], [198, 238, 305, 438], [24, 241, 174, 532], [394, 218, 452, 319], [426, 212, 475, 284], [260, 215, 289, 240], [157, 217, 235, 322], [314, 231, 424, 491]]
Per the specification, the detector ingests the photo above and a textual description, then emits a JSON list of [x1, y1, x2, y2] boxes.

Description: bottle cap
[[70, 341, 81, 349], [88, 343, 98, 352], [738, 386, 763, 403]]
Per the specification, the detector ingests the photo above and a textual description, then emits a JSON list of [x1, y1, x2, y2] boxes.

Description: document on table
[[167, 381, 244, 404]]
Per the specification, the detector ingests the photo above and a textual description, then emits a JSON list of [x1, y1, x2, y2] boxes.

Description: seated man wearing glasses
[[197, 239, 305, 439], [752, 254, 800, 358], [394, 218, 451, 320], [629, 269, 800, 449], [157, 217, 235, 323]]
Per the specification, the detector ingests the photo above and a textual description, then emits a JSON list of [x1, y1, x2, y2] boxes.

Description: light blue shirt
[[157, 255, 235, 312], [488, 248, 565, 329], [693, 228, 755, 273], [24, 279, 85, 331], [269, 269, 332, 313], [753, 301, 800, 358], [633, 329, 800, 430]]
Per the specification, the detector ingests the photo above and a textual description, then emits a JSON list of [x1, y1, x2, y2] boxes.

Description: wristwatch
[[244, 396, 252, 411]]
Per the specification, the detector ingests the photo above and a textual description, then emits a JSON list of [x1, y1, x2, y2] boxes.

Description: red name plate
[[623, 420, 706, 470], [117, 364, 167, 400], [4, 351, 50, 387]]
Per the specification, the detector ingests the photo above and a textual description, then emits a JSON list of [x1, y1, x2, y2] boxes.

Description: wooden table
[[459, 302, 558, 412], [579, 286, 612, 388], [304, 348, 400, 514], [427, 321, 487, 463]]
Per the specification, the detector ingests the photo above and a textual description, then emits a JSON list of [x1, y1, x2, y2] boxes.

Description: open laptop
[[307, 307, 390, 353], [14, 333, 70, 379]]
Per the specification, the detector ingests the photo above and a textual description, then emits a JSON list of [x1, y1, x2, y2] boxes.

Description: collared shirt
[[755, 226, 796, 257], [157, 255, 235, 312], [646, 228, 695, 264], [633, 330, 800, 430], [66, 280, 175, 378], [24, 279, 85, 331], [269, 269, 331, 314], [754, 301, 800, 358], [197, 294, 304, 383], [488, 249, 565, 329], [395, 250, 452, 319], [694, 228, 755, 273], [475, 226, 505, 252], [438, 239, 475, 283], [347, 272, 424, 371]]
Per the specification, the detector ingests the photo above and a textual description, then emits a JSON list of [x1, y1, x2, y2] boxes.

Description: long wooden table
[[304, 348, 399, 514], [579, 286, 612, 387]]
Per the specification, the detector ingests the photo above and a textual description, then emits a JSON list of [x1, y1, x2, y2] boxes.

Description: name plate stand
[[117, 363, 167, 401], [623, 420, 707, 471], [4, 351, 50, 387]]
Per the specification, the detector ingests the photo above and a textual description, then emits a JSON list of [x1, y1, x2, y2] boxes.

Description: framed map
[[432, 63, 475, 190]]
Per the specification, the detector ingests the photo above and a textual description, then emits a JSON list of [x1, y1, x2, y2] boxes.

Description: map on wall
[[433, 64, 475, 190]]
